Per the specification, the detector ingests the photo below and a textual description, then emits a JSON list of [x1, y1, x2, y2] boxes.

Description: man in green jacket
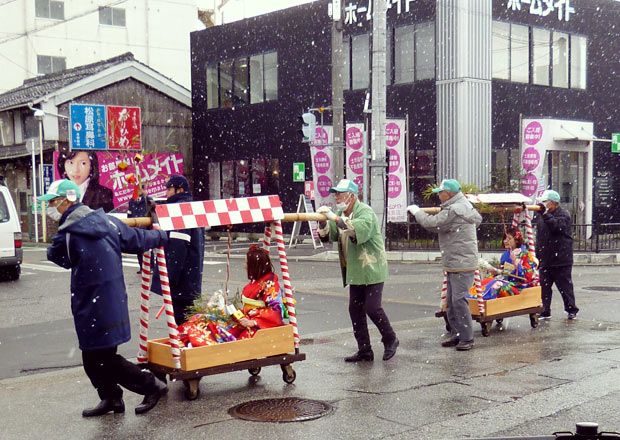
[[317, 179, 399, 362]]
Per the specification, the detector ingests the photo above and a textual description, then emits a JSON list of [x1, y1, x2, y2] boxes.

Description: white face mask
[[335, 194, 351, 212], [46, 199, 64, 222]]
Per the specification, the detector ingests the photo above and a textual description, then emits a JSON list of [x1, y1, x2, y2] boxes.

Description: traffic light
[[300, 112, 316, 143]]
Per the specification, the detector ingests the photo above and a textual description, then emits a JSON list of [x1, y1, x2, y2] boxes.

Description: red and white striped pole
[[262, 225, 272, 252], [137, 250, 152, 363], [272, 220, 299, 348], [154, 245, 181, 369], [440, 272, 447, 310], [474, 269, 484, 314]]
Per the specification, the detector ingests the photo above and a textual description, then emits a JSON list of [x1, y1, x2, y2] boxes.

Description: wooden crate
[[148, 324, 296, 371], [467, 286, 542, 317]]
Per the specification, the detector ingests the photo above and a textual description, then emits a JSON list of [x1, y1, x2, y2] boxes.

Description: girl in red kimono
[[230, 245, 284, 339]]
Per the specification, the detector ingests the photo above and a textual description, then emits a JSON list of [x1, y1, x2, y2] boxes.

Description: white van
[[0, 178, 22, 281]]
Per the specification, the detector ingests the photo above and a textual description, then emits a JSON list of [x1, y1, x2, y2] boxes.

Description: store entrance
[[547, 150, 587, 225]]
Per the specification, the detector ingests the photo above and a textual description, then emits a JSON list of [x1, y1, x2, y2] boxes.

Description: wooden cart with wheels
[[430, 193, 543, 337], [129, 195, 307, 400]]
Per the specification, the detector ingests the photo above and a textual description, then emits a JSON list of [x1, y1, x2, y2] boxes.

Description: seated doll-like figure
[[178, 245, 285, 347], [471, 228, 538, 300]]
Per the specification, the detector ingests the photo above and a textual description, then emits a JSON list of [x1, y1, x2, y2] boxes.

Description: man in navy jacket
[[535, 189, 579, 320], [41, 179, 169, 417], [152, 175, 205, 325]]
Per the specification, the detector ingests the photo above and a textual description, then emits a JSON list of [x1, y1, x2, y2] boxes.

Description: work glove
[[536, 202, 546, 215], [407, 204, 420, 216], [317, 205, 337, 221]]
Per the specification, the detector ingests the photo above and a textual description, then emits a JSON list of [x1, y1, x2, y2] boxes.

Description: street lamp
[[34, 109, 47, 242], [25, 138, 39, 242]]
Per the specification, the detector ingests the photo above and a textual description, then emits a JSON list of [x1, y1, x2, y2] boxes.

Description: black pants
[[82, 347, 157, 400], [349, 283, 396, 352], [173, 297, 195, 326], [540, 265, 579, 315]]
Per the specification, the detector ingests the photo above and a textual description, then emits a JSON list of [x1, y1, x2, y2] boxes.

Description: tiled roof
[[0, 52, 136, 110]]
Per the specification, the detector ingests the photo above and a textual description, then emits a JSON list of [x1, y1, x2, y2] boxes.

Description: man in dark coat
[[535, 189, 579, 320], [40, 179, 169, 417], [152, 175, 205, 325]]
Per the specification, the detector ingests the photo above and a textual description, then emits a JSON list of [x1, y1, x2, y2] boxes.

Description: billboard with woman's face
[[54, 151, 184, 211]]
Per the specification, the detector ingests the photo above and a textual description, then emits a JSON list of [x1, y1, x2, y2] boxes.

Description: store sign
[[70, 104, 107, 150], [506, 0, 576, 22], [612, 133, 620, 153], [107, 106, 141, 150], [344, 0, 416, 25]]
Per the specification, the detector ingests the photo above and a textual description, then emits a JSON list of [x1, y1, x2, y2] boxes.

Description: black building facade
[[191, 0, 620, 224]]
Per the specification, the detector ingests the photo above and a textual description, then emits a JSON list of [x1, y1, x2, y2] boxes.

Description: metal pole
[[30, 141, 39, 242], [38, 119, 47, 242], [331, 1, 345, 184], [370, 0, 387, 235]]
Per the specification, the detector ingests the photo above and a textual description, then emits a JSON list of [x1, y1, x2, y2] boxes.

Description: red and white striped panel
[[155, 195, 284, 231]]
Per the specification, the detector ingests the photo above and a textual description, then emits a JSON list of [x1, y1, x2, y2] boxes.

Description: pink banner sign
[[346, 126, 364, 150], [348, 151, 364, 175], [521, 147, 541, 172], [385, 122, 401, 147], [524, 121, 543, 146], [520, 173, 539, 197], [54, 151, 184, 210]]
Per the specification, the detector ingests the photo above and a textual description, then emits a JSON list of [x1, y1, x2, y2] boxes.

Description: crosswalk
[[20, 256, 226, 275]]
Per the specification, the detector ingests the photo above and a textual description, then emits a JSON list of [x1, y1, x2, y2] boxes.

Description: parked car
[[0, 177, 23, 281]]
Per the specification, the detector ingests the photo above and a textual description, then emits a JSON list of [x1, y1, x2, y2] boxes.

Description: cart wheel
[[495, 319, 503, 326], [444, 315, 451, 332], [481, 321, 492, 337], [248, 367, 262, 376], [281, 364, 296, 384], [183, 379, 200, 400], [530, 313, 539, 328]]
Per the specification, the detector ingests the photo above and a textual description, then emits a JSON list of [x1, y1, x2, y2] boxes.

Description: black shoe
[[136, 270, 142, 274], [441, 338, 459, 347], [82, 398, 125, 417], [567, 313, 577, 320], [344, 351, 374, 362], [456, 339, 474, 351], [383, 338, 399, 361], [135, 379, 168, 415]]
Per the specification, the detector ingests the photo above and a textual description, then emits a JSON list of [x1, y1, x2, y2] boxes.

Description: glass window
[[236, 160, 251, 197], [415, 22, 435, 80], [0, 112, 15, 146], [570, 35, 587, 89], [532, 28, 550, 86], [219, 60, 233, 108], [266, 159, 280, 194], [208, 162, 220, 199], [351, 34, 369, 90], [552, 31, 569, 88], [233, 57, 249, 106], [263, 52, 278, 101], [394, 25, 414, 84], [22, 114, 38, 139], [99, 7, 125, 26], [342, 37, 350, 90], [492, 21, 510, 80], [37, 55, 65, 74], [221, 161, 235, 198], [0, 193, 9, 223], [510, 24, 529, 83], [36, 0, 64, 19], [251, 159, 266, 194], [206, 64, 218, 109], [249, 55, 264, 104]]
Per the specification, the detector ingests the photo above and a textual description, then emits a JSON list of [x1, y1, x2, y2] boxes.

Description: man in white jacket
[[408, 179, 482, 351]]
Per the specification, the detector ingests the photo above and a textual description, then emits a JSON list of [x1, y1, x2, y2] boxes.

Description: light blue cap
[[37, 179, 80, 202], [329, 179, 359, 195], [538, 190, 560, 203], [432, 179, 461, 194]]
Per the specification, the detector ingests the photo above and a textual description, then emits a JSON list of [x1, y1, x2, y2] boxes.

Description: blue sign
[[70, 104, 107, 150], [43, 164, 53, 193]]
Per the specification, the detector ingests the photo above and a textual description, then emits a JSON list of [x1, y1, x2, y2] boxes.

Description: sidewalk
[[3, 315, 620, 440]]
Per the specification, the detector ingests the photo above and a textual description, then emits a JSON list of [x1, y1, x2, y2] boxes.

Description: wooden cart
[[129, 195, 307, 399], [431, 193, 543, 337]]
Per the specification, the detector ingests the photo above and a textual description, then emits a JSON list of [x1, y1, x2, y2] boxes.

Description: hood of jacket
[[58, 204, 110, 239], [441, 192, 480, 224]]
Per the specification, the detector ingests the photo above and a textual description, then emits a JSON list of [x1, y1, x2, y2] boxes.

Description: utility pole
[[331, 0, 345, 184], [370, 0, 387, 234]]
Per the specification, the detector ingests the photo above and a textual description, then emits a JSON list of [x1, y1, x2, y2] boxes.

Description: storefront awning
[[0, 143, 55, 161]]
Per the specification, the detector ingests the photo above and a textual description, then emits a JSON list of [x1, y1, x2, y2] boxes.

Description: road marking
[[21, 263, 69, 273]]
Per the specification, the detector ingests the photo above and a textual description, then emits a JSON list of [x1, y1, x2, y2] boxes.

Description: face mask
[[335, 195, 350, 212], [47, 200, 64, 222]]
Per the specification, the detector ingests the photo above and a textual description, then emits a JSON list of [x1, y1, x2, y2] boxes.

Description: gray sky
[[199, 0, 316, 24]]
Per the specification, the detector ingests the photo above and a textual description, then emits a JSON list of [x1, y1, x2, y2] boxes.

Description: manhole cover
[[583, 286, 620, 292], [229, 397, 333, 423]]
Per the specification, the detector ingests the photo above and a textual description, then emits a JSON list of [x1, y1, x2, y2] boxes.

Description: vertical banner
[[386, 120, 407, 223], [70, 104, 107, 150], [345, 123, 365, 189], [309, 125, 334, 209], [520, 119, 549, 199], [107, 106, 142, 150]]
